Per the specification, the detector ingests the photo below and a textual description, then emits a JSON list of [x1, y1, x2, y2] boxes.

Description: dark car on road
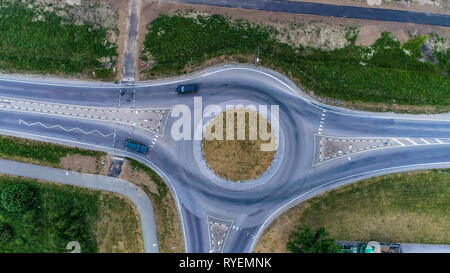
[[176, 84, 198, 94], [124, 139, 148, 154]]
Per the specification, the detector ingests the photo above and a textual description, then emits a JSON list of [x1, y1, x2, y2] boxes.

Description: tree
[[287, 226, 340, 253], [0, 223, 13, 243], [0, 184, 36, 212]]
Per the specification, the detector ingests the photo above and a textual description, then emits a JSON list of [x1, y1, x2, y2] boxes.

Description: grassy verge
[[125, 158, 184, 252], [254, 170, 450, 253], [141, 14, 450, 113], [0, 1, 117, 80], [0, 135, 107, 174], [96, 192, 143, 253], [0, 175, 142, 253]]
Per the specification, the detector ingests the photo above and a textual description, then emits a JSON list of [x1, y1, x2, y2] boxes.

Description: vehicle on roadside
[[176, 84, 199, 94], [338, 241, 402, 253], [124, 139, 148, 154]]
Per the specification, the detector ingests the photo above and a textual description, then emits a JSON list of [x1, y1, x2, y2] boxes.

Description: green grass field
[[0, 175, 143, 253], [255, 170, 450, 252], [0, 176, 99, 252], [142, 14, 450, 111], [0, 1, 117, 79]]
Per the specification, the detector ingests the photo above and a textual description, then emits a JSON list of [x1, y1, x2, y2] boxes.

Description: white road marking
[[19, 119, 115, 138], [406, 138, 418, 145], [393, 138, 406, 146]]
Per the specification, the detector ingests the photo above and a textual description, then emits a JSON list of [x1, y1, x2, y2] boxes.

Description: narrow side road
[[122, 0, 142, 82], [0, 159, 159, 253], [171, 0, 450, 27]]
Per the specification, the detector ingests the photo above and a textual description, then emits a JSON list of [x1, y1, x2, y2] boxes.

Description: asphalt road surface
[[1, 65, 450, 252], [0, 159, 159, 253], [171, 0, 450, 27]]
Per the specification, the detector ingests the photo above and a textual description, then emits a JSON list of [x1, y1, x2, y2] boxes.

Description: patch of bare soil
[[103, 0, 130, 81], [59, 154, 110, 175], [356, 25, 382, 46], [202, 109, 276, 182], [26, 0, 118, 29], [120, 160, 158, 194]]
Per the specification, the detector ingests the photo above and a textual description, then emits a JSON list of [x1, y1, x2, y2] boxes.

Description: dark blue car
[[124, 139, 148, 154], [176, 84, 198, 94]]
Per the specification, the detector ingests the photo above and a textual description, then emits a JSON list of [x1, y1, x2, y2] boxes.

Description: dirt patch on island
[[202, 109, 276, 182]]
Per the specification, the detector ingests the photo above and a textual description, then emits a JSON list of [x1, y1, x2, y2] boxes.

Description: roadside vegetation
[[255, 170, 450, 252], [0, 135, 106, 173], [0, 0, 118, 80], [0, 135, 180, 252], [124, 158, 184, 252], [142, 14, 450, 112], [287, 226, 340, 253], [0, 175, 142, 253]]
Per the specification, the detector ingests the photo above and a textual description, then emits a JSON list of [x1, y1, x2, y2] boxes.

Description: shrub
[[0, 223, 13, 243], [287, 226, 340, 253], [1, 184, 36, 212]]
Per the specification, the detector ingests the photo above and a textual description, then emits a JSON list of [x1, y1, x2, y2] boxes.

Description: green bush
[[287, 226, 340, 253], [0, 223, 13, 243], [0, 184, 35, 213], [0, 177, 100, 253]]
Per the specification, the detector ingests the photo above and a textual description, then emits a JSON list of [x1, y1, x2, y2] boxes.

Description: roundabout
[[0, 65, 450, 253], [202, 109, 276, 182]]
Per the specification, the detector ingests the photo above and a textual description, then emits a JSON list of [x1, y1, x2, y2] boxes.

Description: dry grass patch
[[202, 109, 276, 181], [96, 192, 144, 253], [255, 170, 450, 253]]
